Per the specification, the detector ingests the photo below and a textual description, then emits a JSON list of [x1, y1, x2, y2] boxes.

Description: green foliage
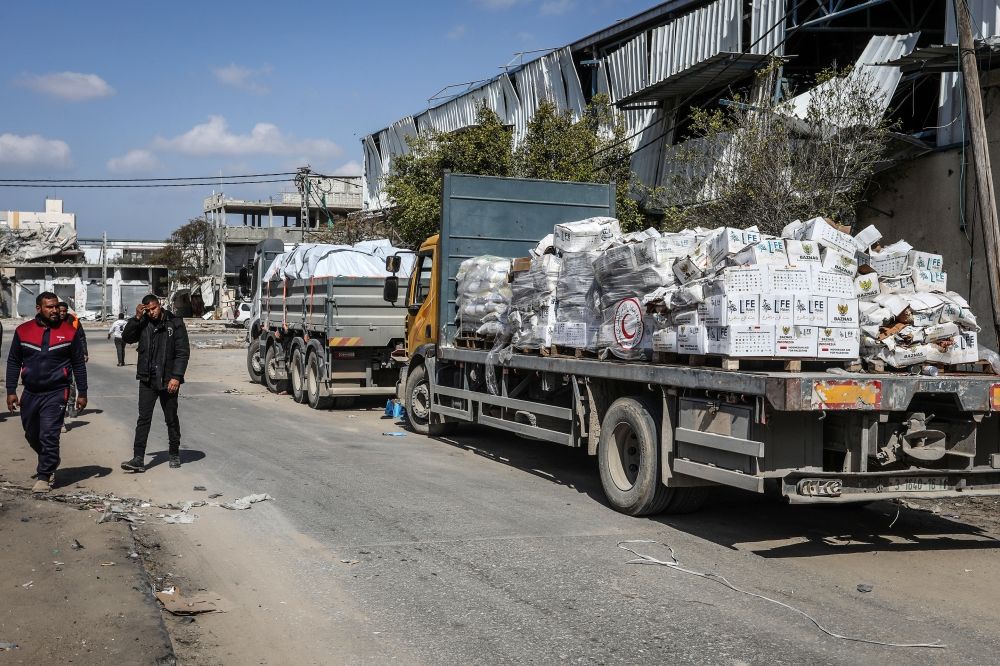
[[149, 217, 211, 286], [383, 96, 648, 246]]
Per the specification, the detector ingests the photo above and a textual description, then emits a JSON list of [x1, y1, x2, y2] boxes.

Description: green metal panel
[[439, 173, 615, 342]]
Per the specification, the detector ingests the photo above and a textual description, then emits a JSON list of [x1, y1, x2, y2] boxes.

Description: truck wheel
[[306, 353, 334, 410], [290, 347, 307, 404], [404, 364, 455, 436], [264, 344, 288, 394], [246, 339, 263, 384], [598, 396, 673, 516]]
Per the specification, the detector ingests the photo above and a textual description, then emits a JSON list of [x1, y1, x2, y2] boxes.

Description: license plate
[[886, 476, 949, 492]]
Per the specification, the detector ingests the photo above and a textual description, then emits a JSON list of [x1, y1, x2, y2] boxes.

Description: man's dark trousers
[[133, 380, 180, 457], [20, 388, 67, 478], [114, 338, 126, 365]]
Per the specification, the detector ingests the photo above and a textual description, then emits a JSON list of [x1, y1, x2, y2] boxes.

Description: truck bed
[[438, 346, 1000, 412]]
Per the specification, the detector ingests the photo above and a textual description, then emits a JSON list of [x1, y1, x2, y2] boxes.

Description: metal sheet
[[648, 0, 741, 84], [750, 0, 786, 57], [512, 47, 586, 145], [939, 0, 1000, 144], [416, 75, 520, 135]]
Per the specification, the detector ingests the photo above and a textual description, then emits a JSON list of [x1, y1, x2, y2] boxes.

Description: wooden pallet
[[650, 352, 859, 373], [454, 336, 495, 350], [540, 344, 598, 359]]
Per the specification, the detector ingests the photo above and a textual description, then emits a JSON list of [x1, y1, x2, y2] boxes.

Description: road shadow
[[146, 449, 206, 470], [439, 424, 1000, 557], [55, 464, 111, 489]]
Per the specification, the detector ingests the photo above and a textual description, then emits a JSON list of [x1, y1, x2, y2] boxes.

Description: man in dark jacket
[[120, 294, 190, 472], [6, 292, 88, 493]]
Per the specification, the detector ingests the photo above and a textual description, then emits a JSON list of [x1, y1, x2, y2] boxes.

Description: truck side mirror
[[383, 275, 399, 304], [238, 267, 251, 298], [385, 255, 402, 274]]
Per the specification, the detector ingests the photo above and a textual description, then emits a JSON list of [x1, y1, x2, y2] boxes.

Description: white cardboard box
[[854, 273, 880, 299], [705, 326, 730, 355], [652, 327, 677, 353], [820, 248, 859, 277], [672, 256, 704, 283], [784, 239, 822, 266], [868, 240, 912, 277], [552, 321, 590, 348], [727, 325, 776, 357], [698, 294, 760, 326], [817, 326, 860, 359], [812, 270, 856, 298], [795, 217, 856, 254], [677, 325, 706, 354], [794, 294, 827, 326], [853, 224, 883, 251], [769, 266, 812, 293], [774, 325, 818, 358], [733, 239, 787, 266], [760, 293, 795, 325], [722, 266, 769, 293], [911, 267, 947, 293], [879, 273, 916, 294], [708, 227, 755, 265], [826, 297, 860, 327], [553, 217, 621, 253], [907, 250, 944, 272]]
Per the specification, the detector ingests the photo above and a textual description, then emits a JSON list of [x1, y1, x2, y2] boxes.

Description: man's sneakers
[[121, 456, 146, 473], [31, 474, 54, 493], [169, 455, 181, 469]]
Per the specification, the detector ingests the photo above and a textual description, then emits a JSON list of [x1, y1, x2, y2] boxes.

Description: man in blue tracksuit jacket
[[6, 291, 88, 493]]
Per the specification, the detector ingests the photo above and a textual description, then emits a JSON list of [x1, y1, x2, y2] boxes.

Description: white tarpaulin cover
[[263, 240, 415, 282]]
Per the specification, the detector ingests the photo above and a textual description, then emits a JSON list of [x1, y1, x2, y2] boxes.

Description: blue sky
[[0, 0, 652, 240]]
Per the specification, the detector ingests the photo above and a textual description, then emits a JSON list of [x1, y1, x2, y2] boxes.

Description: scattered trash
[[857, 583, 874, 593], [222, 388, 241, 394], [340, 559, 360, 565], [71, 539, 84, 550], [618, 540, 944, 649], [382, 432, 406, 437], [220, 493, 272, 511], [20, 517, 30, 523], [129, 552, 139, 559], [21, 581, 33, 589], [53, 561, 64, 566], [0, 641, 18, 651], [155, 587, 222, 616], [208, 493, 223, 499], [100, 562, 116, 567], [193, 486, 207, 492], [161, 513, 196, 525], [11, 458, 25, 462]]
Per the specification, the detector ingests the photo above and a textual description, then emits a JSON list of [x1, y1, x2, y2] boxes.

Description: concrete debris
[[857, 583, 874, 593], [160, 513, 196, 525], [220, 493, 272, 510], [0, 223, 77, 261], [155, 587, 222, 616]]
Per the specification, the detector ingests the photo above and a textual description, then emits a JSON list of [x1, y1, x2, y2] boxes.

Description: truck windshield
[[412, 251, 433, 307]]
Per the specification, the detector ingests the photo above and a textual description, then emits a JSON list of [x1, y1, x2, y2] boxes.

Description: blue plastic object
[[392, 401, 406, 419], [385, 399, 395, 416]]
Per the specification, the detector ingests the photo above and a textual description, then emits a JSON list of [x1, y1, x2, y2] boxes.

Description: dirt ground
[[0, 474, 174, 664]]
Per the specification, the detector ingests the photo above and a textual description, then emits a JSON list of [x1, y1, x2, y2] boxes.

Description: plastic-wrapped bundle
[[455, 255, 512, 335], [596, 297, 655, 361], [553, 252, 601, 350], [509, 255, 561, 349], [593, 242, 677, 309]]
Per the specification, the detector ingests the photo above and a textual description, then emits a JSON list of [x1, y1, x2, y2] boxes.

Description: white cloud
[[447, 24, 468, 40], [540, 0, 574, 15], [0, 133, 71, 168], [331, 160, 363, 177], [475, 0, 525, 9], [107, 149, 159, 174], [516, 31, 536, 43], [154, 115, 342, 160], [17, 72, 114, 101], [212, 64, 272, 95]]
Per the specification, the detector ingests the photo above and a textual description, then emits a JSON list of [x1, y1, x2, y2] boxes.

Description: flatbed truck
[[385, 173, 1000, 515]]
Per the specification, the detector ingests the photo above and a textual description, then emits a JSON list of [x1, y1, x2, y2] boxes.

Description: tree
[[657, 64, 894, 235], [384, 104, 513, 246], [149, 217, 211, 288]]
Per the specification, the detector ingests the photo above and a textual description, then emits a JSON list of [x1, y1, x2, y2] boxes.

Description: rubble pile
[[451, 215, 986, 369]]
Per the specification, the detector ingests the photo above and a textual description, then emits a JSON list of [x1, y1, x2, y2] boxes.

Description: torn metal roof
[[617, 52, 774, 106]]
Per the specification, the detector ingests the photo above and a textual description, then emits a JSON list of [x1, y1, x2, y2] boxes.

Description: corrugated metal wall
[[939, 0, 1000, 145], [649, 0, 741, 83], [750, 0, 786, 56], [415, 75, 520, 136], [512, 47, 586, 144]]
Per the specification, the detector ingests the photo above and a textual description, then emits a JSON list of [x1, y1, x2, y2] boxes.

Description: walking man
[[120, 295, 190, 472], [58, 302, 88, 362], [6, 292, 88, 493], [108, 313, 128, 366]]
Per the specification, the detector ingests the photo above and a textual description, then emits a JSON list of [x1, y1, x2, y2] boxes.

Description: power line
[[0, 178, 294, 188], [0, 171, 297, 183], [309, 172, 364, 188]]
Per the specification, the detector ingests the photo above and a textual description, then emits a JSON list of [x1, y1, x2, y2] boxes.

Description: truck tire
[[289, 347, 307, 404], [404, 364, 456, 436], [306, 352, 334, 410], [263, 343, 289, 394], [404, 364, 433, 435], [247, 339, 263, 384], [598, 396, 674, 516]]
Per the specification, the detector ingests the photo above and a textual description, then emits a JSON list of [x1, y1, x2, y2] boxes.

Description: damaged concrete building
[[0, 199, 167, 319], [361, 0, 1000, 346]]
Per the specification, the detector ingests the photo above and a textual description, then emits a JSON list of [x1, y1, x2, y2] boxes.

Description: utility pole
[[295, 166, 311, 243], [958, 0, 1000, 342], [101, 231, 108, 319]]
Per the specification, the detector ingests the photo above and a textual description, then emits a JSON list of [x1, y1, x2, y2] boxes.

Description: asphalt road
[[4, 324, 1000, 664]]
